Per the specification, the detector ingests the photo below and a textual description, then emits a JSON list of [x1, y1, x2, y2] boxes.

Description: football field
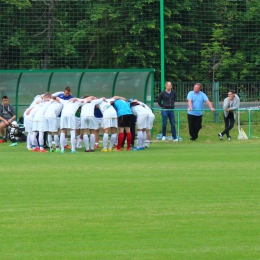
[[0, 139, 259, 259]]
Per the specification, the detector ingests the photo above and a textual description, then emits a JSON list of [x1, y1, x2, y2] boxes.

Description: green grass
[[1, 136, 260, 259]]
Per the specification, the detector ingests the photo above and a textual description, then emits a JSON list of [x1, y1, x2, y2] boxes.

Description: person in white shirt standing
[[80, 96, 104, 152], [218, 89, 240, 141], [31, 92, 52, 152], [98, 97, 118, 152], [43, 97, 64, 152], [129, 99, 149, 151], [56, 97, 86, 154], [23, 94, 43, 150], [137, 101, 155, 148]]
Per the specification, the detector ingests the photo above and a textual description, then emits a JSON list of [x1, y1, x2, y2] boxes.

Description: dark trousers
[[221, 112, 235, 137], [188, 114, 202, 140]]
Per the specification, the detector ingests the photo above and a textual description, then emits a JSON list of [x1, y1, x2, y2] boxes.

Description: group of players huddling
[[23, 87, 155, 153]]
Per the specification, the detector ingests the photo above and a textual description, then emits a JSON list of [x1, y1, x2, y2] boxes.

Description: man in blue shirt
[[57, 86, 74, 100], [187, 83, 215, 141]]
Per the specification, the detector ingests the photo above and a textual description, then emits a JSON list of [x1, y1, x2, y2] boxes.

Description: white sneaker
[[162, 136, 166, 141], [76, 143, 82, 148], [218, 133, 223, 140], [173, 139, 178, 142]]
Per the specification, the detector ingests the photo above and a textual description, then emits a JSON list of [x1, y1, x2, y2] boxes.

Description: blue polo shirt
[[57, 93, 74, 100], [187, 91, 208, 116], [113, 99, 132, 117]]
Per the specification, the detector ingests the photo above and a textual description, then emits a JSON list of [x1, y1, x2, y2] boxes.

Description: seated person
[[0, 96, 16, 142]]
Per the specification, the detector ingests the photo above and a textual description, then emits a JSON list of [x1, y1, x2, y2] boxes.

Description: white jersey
[[98, 98, 117, 119], [33, 101, 52, 121], [81, 98, 103, 117], [139, 102, 155, 118], [52, 91, 64, 97], [59, 99, 83, 115], [23, 95, 43, 117], [29, 95, 43, 108], [44, 100, 63, 119], [130, 102, 149, 117]]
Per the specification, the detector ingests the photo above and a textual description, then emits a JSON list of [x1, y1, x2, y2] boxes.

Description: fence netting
[[1, 0, 260, 83]]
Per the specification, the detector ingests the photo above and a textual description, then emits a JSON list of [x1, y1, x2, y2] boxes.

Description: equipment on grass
[[7, 122, 27, 142], [237, 111, 248, 140]]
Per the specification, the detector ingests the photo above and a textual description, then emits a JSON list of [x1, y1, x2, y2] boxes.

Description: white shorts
[[32, 120, 44, 132], [95, 117, 103, 129], [136, 114, 149, 130], [24, 117, 33, 133], [147, 114, 155, 130], [102, 118, 118, 129], [57, 117, 60, 129], [81, 116, 99, 130], [60, 114, 76, 130], [44, 117, 59, 132], [75, 117, 81, 129]]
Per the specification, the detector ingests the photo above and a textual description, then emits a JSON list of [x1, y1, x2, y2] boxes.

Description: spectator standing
[[187, 83, 215, 141], [158, 82, 178, 141], [218, 90, 240, 141]]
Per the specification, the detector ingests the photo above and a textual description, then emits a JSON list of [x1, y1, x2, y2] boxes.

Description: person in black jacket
[[158, 82, 178, 141]]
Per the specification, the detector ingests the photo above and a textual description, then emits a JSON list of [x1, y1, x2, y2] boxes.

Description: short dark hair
[[2, 96, 8, 100], [64, 86, 71, 92], [195, 83, 202, 88], [228, 89, 235, 94]]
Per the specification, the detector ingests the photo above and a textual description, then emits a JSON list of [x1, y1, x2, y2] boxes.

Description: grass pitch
[[0, 137, 259, 259]]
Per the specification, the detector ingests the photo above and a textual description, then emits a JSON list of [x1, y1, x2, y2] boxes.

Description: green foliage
[[0, 0, 260, 81], [1, 0, 31, 9]]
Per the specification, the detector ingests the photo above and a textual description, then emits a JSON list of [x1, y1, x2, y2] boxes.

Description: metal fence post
[[213, 82, 219, 123]]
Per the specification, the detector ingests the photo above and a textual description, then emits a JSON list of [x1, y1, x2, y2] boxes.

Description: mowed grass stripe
[[0, 141, 259, 259]]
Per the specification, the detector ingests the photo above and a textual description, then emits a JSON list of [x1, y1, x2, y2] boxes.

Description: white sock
[[103, 133, 108, 148], [54, 134, 59, 148], [137, 131, 143, 148], [60, 132, 66, 150], [32, 132, 37, 148], [90, 134, 95, 150], [109, 134, 117, 148], [38, 131, 44, 150], [48, 134, 53, 148], [70, 130, 76, 151], [26, 132, 32, 149], [83, 134, 89, 150], [142, 131, 147, 148], [65, 137, 68, 146]]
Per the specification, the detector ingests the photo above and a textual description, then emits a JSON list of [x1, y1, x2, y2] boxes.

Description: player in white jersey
[[31, 92, 52, 152], [129, 99, 149, 150], [80, 96, 104, 152], [98, 98, 118, 152], [75, 107, 83, 148], [138, 101, 155, 148], [43, 97, 64, 152], [56, 97, 87, 153], [23, 94, 43, 150]]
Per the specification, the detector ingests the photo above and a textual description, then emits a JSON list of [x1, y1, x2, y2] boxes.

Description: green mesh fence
[[0, 69, 154, 117], [1, 0, 260, 82]]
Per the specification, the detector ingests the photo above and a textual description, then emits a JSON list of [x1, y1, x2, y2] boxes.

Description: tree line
[[0, 0, 260, 83]]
